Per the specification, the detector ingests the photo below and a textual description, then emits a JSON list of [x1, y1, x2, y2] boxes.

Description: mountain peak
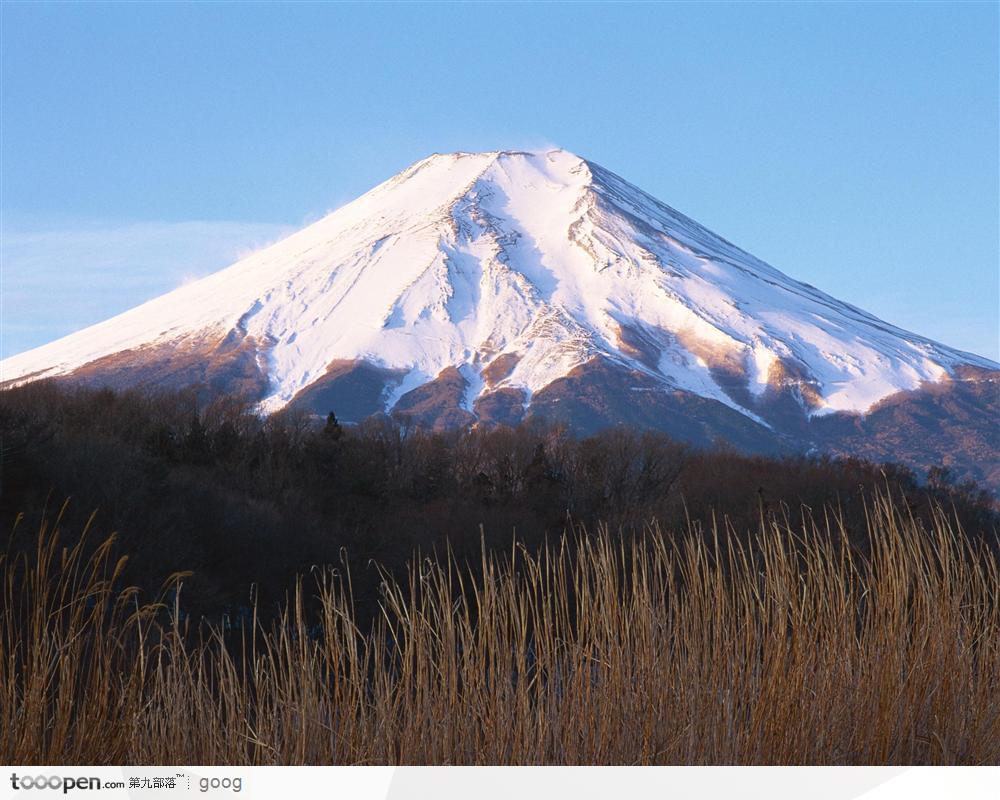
[[419, 147, 577, 162], [3, 149, 996, 457], [390, 148, 595, 197]]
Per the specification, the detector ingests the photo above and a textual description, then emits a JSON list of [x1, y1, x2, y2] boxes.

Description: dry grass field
[[2, 493, 998, 765]]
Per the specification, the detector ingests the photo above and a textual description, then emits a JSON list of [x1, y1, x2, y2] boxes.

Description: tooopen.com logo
[[9, 774, 121, 794]]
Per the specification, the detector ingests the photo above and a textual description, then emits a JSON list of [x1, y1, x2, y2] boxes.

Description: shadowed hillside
[[1, 381, 995, 623]]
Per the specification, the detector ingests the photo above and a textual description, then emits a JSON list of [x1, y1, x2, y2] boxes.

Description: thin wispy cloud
[[1, 218, 293, 359]]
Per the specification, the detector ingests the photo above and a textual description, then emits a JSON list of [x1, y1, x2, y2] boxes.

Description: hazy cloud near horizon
[[1, 219, 294, 360]]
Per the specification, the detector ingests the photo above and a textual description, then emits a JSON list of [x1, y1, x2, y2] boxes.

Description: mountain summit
[[3, 150, 997, 485]]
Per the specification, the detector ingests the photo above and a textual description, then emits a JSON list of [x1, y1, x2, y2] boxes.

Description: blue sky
[[2, 1, 997, 360]]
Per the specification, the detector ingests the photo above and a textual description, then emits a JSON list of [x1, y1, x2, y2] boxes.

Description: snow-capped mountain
[[3, 150, 997, 484]]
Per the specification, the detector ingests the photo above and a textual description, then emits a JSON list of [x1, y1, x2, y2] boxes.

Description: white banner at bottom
[[2, 766, 997, 800]]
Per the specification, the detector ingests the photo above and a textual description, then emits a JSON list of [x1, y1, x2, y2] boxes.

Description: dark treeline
[[1, 380, 996, 624]]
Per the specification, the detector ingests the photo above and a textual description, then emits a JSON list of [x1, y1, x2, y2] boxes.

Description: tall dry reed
[[2, 494, 998, 765]]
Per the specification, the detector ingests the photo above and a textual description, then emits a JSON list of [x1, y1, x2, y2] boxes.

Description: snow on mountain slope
[[2, 149, 995, 427]]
